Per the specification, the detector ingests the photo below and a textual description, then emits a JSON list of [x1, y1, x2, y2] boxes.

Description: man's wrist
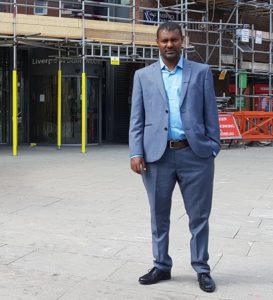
[[131, 155, 143, 159]]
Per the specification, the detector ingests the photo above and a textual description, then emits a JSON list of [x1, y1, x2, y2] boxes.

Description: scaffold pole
[[269, 0, 273, 112]]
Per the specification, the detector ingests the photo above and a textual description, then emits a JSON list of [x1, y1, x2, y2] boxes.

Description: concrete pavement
[[0, 144, 273, 300]]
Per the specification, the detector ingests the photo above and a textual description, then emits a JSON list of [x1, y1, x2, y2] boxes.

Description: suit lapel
[[180, 59, 192, 107], [153, 61, 168, 104]]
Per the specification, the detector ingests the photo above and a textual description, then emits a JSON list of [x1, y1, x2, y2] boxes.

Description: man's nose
[[166, 41, 173, 48]]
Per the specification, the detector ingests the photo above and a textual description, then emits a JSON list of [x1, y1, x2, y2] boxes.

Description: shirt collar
[[160, 56, 184, 71]]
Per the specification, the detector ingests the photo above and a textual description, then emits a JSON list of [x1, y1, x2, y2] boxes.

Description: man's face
[[156, 29, 183, 63]]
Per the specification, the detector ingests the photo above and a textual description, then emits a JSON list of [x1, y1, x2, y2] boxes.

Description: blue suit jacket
[[129, 59, 221, 163]]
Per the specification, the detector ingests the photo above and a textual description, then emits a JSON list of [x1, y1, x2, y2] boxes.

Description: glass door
[[17, 70, 26, 143], [62, 76, 100, 144], [87, 77, 100, 144], [29, 75, 57, 143], [62, 77, 81, 144], [0, 67, 8, 144]]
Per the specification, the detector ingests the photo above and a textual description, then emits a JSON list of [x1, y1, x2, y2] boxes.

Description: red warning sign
[[218, 113, 242, 140]]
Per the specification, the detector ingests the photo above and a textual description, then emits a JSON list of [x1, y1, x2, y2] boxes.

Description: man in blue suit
[[129, 22, 220, 293]]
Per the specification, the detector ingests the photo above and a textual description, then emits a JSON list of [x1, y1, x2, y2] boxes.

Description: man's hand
[[130, 157, 147, 174]]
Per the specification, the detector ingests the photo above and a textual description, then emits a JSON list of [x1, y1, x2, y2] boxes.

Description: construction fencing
[[233, 111, 273, 142]]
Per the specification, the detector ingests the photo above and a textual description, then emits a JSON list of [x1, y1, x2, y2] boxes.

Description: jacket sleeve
[[203, 66, 221, 155], [129, 71, 145, 157]]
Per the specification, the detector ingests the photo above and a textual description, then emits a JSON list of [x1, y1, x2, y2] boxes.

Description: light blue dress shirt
[[160, 56, 185, 141]]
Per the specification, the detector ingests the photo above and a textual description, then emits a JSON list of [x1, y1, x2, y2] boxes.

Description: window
[[34, 0, 48, 15]]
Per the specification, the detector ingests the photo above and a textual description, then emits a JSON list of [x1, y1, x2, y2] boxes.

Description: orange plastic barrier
[[233, 111, 273, 141]]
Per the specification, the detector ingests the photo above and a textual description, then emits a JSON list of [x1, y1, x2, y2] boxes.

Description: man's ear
[[181, 37, 184, 47]]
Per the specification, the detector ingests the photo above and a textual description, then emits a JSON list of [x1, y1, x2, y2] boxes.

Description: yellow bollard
[[81, 72, 86, 153], [12, 70, 18, 156], [57, 70, 62, 149]]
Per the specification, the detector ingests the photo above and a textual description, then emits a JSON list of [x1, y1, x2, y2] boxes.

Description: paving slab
[[1, 145, 273, 299]]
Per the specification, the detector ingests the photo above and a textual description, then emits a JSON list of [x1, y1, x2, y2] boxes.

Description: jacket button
[[165, 110, 168, 113], [164, 127, 168, 131]]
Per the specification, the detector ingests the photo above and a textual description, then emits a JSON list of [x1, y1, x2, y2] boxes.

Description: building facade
[[0, 0, 272, 149]]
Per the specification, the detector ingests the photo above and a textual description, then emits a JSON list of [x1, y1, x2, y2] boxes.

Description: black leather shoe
[[139, 267, 171, 285], [197, 273, 216, 292]]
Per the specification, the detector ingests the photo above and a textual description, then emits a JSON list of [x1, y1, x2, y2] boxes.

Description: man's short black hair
[[157, 22, 183, 39]]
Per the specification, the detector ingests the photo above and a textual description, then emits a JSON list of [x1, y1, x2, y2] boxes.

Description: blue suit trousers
[[142, 146, 215, 273]]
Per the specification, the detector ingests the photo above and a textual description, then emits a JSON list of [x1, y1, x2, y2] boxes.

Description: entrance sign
[[32, 58, 102, 65], [219, 113, 242, 140]]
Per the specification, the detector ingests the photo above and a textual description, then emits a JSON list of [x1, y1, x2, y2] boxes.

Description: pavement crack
[[257, 218, 263, 228], [178, 212, 186, 219], [104, 261, 128, 281], [248, 207, 254, 217], [246, 241, 255, 256], [232, 226, 241, 239], [5, 248, 38, 265], [212, 253, 223, 271], [43, 199, 63, 207], [55, 277, 85, 300], [8, 205, 33, 214], [112, 246, 126, 257]]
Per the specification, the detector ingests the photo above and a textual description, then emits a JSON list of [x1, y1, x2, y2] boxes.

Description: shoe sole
[[200, 288, 215, 293], [199, 285, 216, 293], [139, 276, 171, 285]]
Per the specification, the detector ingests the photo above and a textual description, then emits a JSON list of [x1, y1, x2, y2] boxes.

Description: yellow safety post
[[57, 69, 62, 149], [12, 70, 18, 156], [81, 72, 86, 153]]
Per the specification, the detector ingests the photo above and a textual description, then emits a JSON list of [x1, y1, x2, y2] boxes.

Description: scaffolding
[[0, 0, 273, 154]]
